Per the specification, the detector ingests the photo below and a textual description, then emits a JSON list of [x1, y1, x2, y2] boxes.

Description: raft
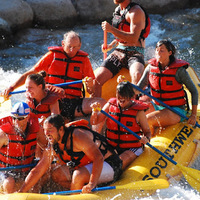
[[0, 66, 200, 199]]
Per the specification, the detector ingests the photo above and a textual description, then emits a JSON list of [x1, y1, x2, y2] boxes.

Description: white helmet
[[11, 102, 30, 117]]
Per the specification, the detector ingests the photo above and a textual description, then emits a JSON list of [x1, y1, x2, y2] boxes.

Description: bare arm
[[73, 129, 104, 193], [90, 102, 109, 125], [0, 130, 9, 148], [18, 147, 53, 193], [136, 110, 151, 143], [101, 6, 145, 45], [50, 101, 60, 116], [102, 39, 119, 53], [137, 64, 150, 89], [2, 68, 37, 99], [2, 51, 53, 99]]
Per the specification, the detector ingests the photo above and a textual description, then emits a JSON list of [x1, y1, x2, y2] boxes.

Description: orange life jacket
[[106, 98, 149, 149], [0, 116, 39, 171], [53, 119, 112, 169], [112, 2, 151, 43], [46, 46, 88, 99], [148, 58, 189, 107], [26, 84, 65, 118]]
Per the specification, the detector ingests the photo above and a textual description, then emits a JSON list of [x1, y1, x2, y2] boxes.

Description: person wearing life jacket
[[2, 31, 106, 130], [137, 39, 198, 135], [25, 72, 66, 158], [94, 0, 151, 97], [25, 71, 65, 120], [91, 79, 151, 170], [0, 102, 41, 193], [19, 114, 123, 194]]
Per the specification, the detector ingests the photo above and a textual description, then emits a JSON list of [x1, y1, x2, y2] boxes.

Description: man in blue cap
[[0, 102, 43, 193]]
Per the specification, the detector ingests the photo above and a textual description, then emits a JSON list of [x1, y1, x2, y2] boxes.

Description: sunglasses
[[12, 116, 28, 121]]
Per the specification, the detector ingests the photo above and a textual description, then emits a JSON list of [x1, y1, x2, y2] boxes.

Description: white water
[[0, 8, 199, 199]]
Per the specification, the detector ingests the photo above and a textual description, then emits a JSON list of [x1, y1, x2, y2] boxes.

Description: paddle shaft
[[9, 80, 83, 95], [103, 31, 107, 60], [101, 110, 200, 192], [43, 185, 116, 195], [43, 179, 169, 195], [0, 163, 36, 171], [100, 110, 177, 166], [131, 83, 200, 128]]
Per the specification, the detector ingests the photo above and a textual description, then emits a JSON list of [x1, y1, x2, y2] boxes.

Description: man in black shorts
[[94, 0, 150, 97]]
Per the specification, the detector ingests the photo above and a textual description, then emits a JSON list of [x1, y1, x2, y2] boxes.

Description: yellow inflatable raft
[[0, 67, 200, 199]]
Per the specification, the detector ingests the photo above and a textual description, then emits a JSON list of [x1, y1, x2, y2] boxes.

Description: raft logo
[[142, 125, 193, 180]]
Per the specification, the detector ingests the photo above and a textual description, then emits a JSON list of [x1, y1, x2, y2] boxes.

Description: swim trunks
[[60, 98, 86, 121], [101, 45, 145, 76]]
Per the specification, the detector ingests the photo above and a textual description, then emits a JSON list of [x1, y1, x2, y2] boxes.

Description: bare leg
[[147, 109, 181, 136], [144, 102, 155, 115], [93, 67, 113, 97], [71, 167, 90, 190], [3, 176, 16, 193], [129, 62, 144, 85], [119, 150, 137, 170], [51, 165, 71, 189]]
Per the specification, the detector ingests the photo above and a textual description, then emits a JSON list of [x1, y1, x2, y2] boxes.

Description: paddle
[[43, 179, 169, 195], [103, 30, 107, 60], [129, 82, 200, 128], [100, 109, 200, 192], [0, 163, 37, 171], [9, 80, 83, 95]]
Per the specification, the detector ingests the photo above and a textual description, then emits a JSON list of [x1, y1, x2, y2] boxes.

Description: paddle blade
[[177, 164, 200, 192], [0, 97, 11, 117], [116, 179, 169, 190]]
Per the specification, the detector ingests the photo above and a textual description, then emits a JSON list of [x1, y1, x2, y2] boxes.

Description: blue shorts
[[152, 102, 187, 122]]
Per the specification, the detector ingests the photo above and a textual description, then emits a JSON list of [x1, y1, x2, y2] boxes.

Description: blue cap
[[11, 102, 30, 117]]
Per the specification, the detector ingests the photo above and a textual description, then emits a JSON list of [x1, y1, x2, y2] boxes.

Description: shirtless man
[[18, 115, 122, 193], [94, 0, 150, 97]]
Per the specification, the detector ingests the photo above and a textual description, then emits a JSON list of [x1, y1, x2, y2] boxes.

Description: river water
[[0, 7, 199, 199]]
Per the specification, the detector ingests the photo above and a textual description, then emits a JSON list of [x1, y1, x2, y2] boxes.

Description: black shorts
[[103, 154, 123, 185], [116, 146, 144, 157], [59, 98, 84, 121], [102, 48, 145, 77]]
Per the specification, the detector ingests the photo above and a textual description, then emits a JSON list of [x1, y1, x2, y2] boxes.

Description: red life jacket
[[112, 2, 151, 43], [148, 58, 189, 107], [46, 46, 88, 99], [0, 116, 39, 171], [106, 98, 149, 149], [53, 119, 112, 169], [26, 84, 65, 118], [0, 116, 12, 126]]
